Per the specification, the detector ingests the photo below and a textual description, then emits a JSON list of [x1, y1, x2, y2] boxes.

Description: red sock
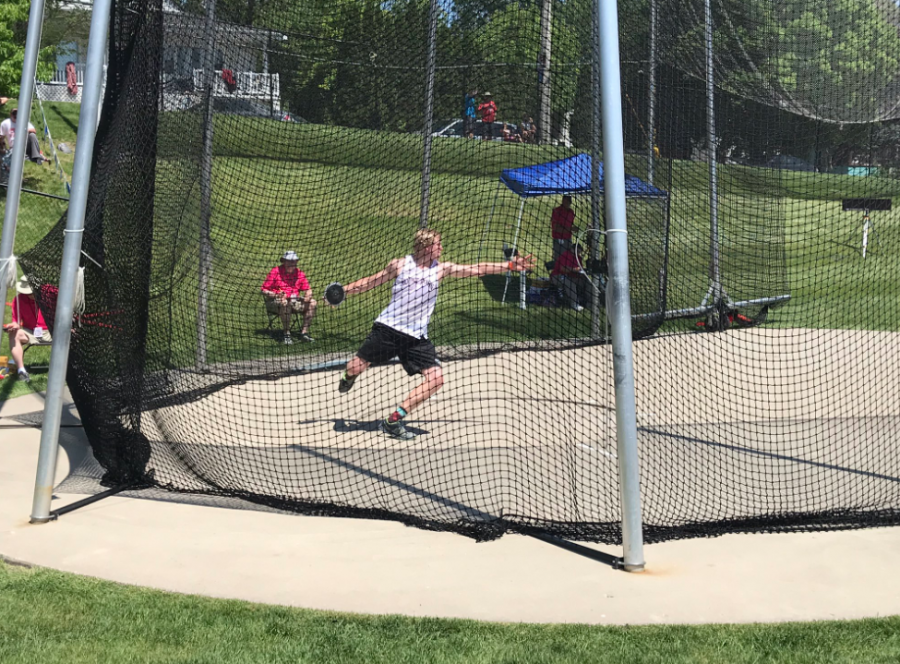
[[388, 406, 408, 423]]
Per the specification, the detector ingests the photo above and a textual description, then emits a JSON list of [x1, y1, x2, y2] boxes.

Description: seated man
[[4, 276, 52, 382], [261, 250, 317, 344], [551, 246, 589, 311], [0, 108, 45, 163]]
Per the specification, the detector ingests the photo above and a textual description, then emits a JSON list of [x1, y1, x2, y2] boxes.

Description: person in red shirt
[[261, 251, 317, 344], [477, 92, 498, 140], [550, 195, 577, 262], [551, 246, 588, 311], [4, 276, 51, 382]]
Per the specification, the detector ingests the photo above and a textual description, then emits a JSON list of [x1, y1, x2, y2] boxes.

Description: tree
[[0, 0, 56, 97]]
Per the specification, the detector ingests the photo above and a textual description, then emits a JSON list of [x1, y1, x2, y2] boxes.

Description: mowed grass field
[[147, 116, 900, 368], [5, 103, 900, 373], [3, 558, 900, 664], [3, 107, 900, 659]]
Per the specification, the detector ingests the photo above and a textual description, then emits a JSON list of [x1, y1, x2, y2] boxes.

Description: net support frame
[[538, 0, 553, 144], [500, 198, 527, 309], [31, 0, 113, 524], [0, 0, 46, 328], [597, 0, 645, 572], [418, 0, 440, 229], [703, 0, 723, 306], [647, 0, 657, 186], [196, 0, 218, 368]]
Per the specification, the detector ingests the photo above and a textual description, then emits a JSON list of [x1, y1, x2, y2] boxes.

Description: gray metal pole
[[418, 0, 440, 229], [538, 0, 553, 144], [0, 0, 47, 327], [647, 0, 657, 185], [704, 0, 721, 301], [589, 0, 603, 340], [31, 0, 112, 523], [597, 0, 645, 571], [197, 0, 217, 367]]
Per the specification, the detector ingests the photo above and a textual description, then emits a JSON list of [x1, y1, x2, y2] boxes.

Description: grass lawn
[[2, 559, 899, 664], [4, 101, 900, 381], [0, 99, 78, 397]]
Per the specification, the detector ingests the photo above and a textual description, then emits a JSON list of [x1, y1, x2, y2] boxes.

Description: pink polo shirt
[[8, 295, 47, 330], [261, 266, 310, 298]]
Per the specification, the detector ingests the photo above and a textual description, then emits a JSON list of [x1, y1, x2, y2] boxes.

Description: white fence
[[192, 70, 280, 100], [46, 64, 86, 86]]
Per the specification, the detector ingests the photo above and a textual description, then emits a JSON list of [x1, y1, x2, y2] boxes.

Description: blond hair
[[413, 228, 441, 253]]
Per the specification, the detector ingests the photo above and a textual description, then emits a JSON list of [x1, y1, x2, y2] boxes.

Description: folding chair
[[264, 294, 302, 334]]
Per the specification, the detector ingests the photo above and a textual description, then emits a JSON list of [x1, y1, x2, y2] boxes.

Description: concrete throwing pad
[[0, 327, 899, 623], [2, 418, 900, 624], [111, 327, 900, 539]]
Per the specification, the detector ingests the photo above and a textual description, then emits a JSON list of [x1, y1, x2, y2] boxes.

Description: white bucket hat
[[282, 250, 299, 261], [15, 276, 32, 295]]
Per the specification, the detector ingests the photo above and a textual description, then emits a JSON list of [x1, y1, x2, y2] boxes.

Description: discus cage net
[[20, 0, 900, 543]]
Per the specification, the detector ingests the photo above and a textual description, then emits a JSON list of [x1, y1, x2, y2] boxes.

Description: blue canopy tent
[[499, 153, 668, 199], [480, 154, 669, 308]]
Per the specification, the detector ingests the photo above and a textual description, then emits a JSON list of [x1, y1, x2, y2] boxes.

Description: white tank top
[[375, 255, 441, 338]]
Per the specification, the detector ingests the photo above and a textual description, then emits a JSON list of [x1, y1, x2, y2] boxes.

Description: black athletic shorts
[[356, 323, 439, 376]]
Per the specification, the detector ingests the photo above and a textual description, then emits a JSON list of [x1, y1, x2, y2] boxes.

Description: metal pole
[[538, 0, 553, 144], [589, 5, 603, 340], [31, 0, 112, 523], [0, 0, 47, 326], [704, 0, 721, 301], [418, 0, 440, 229], [647, 0, 657, 185], [597, 0, 645, 571], [197, 0, 217, 367], [501, 198, 525, 305]]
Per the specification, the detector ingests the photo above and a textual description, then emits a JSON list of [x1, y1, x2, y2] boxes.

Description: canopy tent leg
[[501, 198, 526, 307]]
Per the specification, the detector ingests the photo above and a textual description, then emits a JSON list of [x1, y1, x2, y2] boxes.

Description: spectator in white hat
[[260, 250, 317, 344], [4, 276, 52, 382]]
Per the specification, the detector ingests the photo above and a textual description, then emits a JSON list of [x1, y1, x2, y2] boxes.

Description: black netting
[[19, 0, 900, 543]]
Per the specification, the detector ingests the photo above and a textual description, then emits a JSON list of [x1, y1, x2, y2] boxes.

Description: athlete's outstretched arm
[[440, 254, 535, 280], [345, 258, 403, 296]]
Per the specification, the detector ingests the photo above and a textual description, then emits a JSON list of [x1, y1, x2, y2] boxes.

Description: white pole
[[196, 0, 217, 368], [0, 0, 46, 326], [538, 0, 553, 144], [647, 0, 657, 185], [501, 198, 526, 305], [31, 0, 113, 523], [862, 213, 870, 258], [596, 0, 645, 571], [704, 0, 722, 302], [418, 0, 440, 228]]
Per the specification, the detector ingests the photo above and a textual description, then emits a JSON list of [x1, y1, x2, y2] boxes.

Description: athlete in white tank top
[[337, 230, 536, 440], [375, 255, 440, 338]]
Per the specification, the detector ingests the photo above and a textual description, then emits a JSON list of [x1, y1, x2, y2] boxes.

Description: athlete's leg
[[346, 355, 370, 378], [400, 365, 444, 414]]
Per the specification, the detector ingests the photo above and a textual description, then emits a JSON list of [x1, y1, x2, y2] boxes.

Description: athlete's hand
[[512, 253, 536, 272]]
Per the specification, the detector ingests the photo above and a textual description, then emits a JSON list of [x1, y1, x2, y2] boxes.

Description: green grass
[[5, 101, 900, 378], [0, 100, 78, 397], [1, 559, 899, 664]]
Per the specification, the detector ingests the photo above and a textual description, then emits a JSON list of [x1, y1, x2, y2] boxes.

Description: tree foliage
[[0, 0, 56, 97]]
